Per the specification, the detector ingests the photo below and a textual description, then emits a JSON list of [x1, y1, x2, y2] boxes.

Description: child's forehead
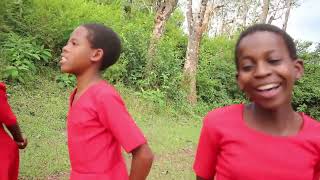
[[70, 26, 89, 39], [239, 32, 286, 50]]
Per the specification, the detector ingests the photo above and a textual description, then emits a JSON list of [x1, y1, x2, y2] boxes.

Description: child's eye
[[268, 59, 281, 65], [241, 65, 253, 72]]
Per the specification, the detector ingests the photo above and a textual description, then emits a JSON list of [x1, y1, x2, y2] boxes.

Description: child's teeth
[[257, 83, 279, 90], [61, 57, 67, 62]]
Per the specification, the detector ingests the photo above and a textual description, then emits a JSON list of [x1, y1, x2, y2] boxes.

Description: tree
[[241, 0, 249, 27], [182, 0, 220, 104], [259, 0, 270, 23], [282, 0, 292, 31], [146, 0, 178, 71]]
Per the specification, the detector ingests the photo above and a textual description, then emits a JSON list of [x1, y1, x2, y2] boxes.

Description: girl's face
[[236, 31, 303, 109], [60, 26, 94, 75]]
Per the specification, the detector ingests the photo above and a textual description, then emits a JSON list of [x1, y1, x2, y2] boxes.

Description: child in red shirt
[[194, 24, 320, 180], [60, 23, 153, 180], [0, 82, 28, 180]]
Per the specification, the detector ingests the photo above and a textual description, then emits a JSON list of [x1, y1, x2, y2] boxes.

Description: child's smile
[[254, 82, 281, 99], [59, 56, 68, 65]]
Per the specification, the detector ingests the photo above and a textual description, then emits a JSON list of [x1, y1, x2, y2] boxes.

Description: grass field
[[7, 71, 207, 180]]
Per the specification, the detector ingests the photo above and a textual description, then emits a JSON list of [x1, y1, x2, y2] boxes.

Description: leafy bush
[[1, 33, 51, 82], [55, 74, 76, 88], [198, 36, 246, 107], [293, 41, 320, 119], [22, 0, 122, 55]]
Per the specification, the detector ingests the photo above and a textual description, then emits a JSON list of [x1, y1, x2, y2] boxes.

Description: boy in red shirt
[[0, 82, 27, 180], [194, 24, 320, 180], [60, 23, 153, 180]]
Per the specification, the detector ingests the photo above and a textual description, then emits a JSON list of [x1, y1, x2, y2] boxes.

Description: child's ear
[[294, 59, 304, 81], [90, 49, 104, 63]]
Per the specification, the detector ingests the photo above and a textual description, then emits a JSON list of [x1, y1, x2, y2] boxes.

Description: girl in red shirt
[[194, 24, 320, 180], [0, 82, 27, 180]]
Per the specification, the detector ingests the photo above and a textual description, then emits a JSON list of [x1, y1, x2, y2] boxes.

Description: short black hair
[[234, 24, 297, 69], [82, 23, 121, 71]]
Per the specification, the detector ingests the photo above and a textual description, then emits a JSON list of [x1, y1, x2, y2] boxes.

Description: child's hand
[[16, 137, 28, 149]]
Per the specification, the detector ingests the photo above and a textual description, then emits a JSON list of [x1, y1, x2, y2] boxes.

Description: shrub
[[1, 33, 51, 82]]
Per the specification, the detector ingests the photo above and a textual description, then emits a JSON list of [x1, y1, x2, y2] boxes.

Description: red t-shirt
[[0, 82, 17, 126], [0, 82, 19, 180], [67, 81, 146, 180], [194, 104, 320, 180]]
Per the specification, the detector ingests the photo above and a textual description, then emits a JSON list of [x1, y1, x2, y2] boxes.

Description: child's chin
[[60, 66, 71, 73], [255, 100, 284, 110], [60, 68, 67, 73]]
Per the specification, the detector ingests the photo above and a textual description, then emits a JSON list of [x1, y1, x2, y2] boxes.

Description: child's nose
[[62, 45, 68, 53], [254, 62, 271, 78]]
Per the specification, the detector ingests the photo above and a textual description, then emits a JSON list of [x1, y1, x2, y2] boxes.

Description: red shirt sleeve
[[0, 83, 17, 126], [193, 113, 220, 179], [97, 90, 146, 153]]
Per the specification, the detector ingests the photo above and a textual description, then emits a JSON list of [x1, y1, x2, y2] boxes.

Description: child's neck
[[246, 103, 302, 136], [75, 70, 102, 94]]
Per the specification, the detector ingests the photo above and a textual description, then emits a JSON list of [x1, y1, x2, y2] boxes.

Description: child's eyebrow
[[239, 55, 253, 61], [69, 37, 77, 41], [265, 49, 276, 54]]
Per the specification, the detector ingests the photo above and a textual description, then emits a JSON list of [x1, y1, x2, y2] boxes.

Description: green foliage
[[198, 36, 246, 107], [119, 11, 153, 86], [293, 63, 320, 119], [1, 33, 52, 82], [293, 40, 320, 119], [55, 74, 76, 88], [135, 9, 187, 101], [22, 0, 122, 54]]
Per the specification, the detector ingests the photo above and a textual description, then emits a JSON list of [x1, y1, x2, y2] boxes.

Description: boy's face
[[236, 31, 303, 109], [60, 26, 94, 75]]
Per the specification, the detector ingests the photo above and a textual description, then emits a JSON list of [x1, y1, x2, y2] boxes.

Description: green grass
[[6, 70, 206, 179]]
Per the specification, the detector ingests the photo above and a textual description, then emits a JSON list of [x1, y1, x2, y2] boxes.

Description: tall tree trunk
[[146, 0, 178, 71], [242, 0, 249, 27], [182, 0, 218, 104], [282, 0, 292, 31], [183, 32, 201, 104], [259, 0, 270, 23]]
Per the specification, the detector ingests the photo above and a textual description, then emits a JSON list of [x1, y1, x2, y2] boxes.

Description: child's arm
[[6, 123, 28, 149], [196, 176, 210, 180], [129, 143, 154, 180], [0, 83, 27, 149]]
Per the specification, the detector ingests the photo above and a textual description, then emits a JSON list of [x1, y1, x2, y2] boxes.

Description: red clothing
[[0, 82, 19, 180], [67, 81, 146, 180], [194, 104, 320, 180]]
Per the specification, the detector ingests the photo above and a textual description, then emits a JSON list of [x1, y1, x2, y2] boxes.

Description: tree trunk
[[282, 0, 292, 31], [259, 0, 270, 23], [146, 0, 178, 71], [183, 32, 201, 104], [182, 0, 218, 104], [242, 0, 249, 27]]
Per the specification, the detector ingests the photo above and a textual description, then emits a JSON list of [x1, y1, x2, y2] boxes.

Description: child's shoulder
[[204, 104, 243, 127], [0, 82, 6, 90], [206, 104, 243, 119], [0, 82, 6, 92], [302, 113, 320, 130], [91, 80, 121, 99]]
